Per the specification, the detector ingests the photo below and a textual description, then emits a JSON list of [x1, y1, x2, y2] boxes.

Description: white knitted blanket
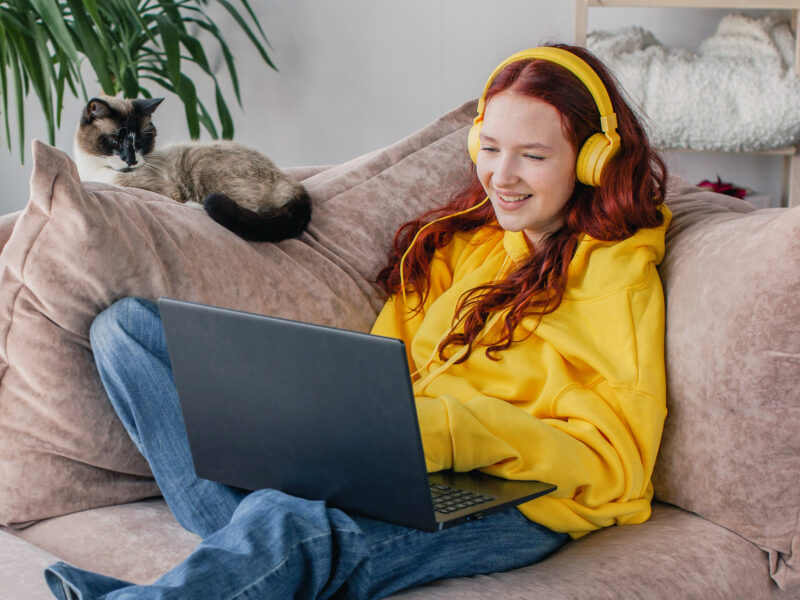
[[587, 12, 800, 151]]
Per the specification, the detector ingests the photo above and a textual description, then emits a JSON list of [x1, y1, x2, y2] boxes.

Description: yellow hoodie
[[370, 206, 671, 538]]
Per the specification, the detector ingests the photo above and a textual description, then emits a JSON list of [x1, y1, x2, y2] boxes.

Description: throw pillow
[[654, 178, 800, 590], [0, 101, 476, 526]]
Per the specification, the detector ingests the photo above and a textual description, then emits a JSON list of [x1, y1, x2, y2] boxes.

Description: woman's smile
[[495, 192, 532, 206]]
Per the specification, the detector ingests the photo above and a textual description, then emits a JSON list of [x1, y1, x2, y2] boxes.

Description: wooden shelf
[[576, 0, 800, 55], [582, 0, 800, 8], [663, 146, 797, 155], [575, 0, 800, 207]]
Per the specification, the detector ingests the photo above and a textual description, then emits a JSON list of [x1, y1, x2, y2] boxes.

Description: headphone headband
[[469, 46, 621, 186]]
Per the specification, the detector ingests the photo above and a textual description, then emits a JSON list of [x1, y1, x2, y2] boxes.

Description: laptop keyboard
[[430, 483, 495, 514]]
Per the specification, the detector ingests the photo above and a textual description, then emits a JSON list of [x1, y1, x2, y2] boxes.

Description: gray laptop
[[158, 297, 556, 532]]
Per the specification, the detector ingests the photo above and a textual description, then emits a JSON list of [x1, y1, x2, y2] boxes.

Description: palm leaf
[[185, 17, 241, 104], [64, 0, 115, 93], [153, 14, 181, 86], [10, 52, 25, 162], [176, 73, 199, 138], [214, 86, 233, 139], [0, 21, 11, 150], [79, 0, 106, 41], [29, 0, 80, 66], [213, 0, 275, 70], [0, 0, 277, 159], [196, 100, 219, 139], [237, 0, 269, 46]]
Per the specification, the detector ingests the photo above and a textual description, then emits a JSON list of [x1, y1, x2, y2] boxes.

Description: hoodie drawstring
[[411, 253, 512, 395]]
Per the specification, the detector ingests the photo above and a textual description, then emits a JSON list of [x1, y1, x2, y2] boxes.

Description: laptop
[[158, 297, 556, 532]]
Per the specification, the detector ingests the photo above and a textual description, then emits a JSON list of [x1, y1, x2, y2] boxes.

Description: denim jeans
[[44, 297, 568, 600]]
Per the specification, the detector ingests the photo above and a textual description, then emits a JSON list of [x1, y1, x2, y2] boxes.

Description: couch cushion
[[0, 103, 476, 527], [0, 530, 61, 600], [652, 178, 800, 590], [398, 503, 789, 599], [8, 501, 786, 598], [8, 499, 199, 586]]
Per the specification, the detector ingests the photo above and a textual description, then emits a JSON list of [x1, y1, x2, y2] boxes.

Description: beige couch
[[0, 102, 797, 599]]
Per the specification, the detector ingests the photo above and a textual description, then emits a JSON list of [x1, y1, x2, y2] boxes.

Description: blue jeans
[[44, 297, 568, 600]]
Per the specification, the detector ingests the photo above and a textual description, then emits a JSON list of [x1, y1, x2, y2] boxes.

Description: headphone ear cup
[[467, 120, 482, 164], [576, 133, 613, 187]]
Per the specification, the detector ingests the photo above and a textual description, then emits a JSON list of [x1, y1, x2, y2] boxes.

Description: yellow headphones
[[467, 46, 621, 187]]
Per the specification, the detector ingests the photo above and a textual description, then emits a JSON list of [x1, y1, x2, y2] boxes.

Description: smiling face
[[476, 91, 577, 248]]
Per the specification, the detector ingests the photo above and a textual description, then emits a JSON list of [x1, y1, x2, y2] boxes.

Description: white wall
[[0, 2, 787, 214]]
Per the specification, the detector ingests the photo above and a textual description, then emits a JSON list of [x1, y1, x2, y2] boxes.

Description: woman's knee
[[89, 297, 168, 449], [90, 297, 159, 350]]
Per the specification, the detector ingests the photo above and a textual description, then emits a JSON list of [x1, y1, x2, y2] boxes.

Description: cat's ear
[[83, 98, 111, 123], [134, 98, 164, 116]]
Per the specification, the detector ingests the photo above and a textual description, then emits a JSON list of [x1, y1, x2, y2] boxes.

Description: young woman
[[45, 44, 670, 599]]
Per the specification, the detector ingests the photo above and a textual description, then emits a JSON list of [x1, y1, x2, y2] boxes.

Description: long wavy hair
[[376, 44, 668, 363]]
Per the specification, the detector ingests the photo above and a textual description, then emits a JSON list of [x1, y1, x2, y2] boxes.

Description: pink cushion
[[0, 102, 475, 526], [654, 178, 800, 590]]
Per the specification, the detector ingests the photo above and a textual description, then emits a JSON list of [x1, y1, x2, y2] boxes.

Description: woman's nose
[[492, 154, 520, 187]]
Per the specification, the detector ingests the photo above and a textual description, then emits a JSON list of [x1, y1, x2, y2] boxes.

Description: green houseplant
[[0, 0, 275, 161]]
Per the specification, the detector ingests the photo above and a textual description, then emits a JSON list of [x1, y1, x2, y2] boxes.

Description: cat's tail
[[203, 188, 312, 242]]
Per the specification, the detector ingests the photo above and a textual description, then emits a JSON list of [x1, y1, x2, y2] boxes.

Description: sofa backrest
[[654, 179, 799, 590]]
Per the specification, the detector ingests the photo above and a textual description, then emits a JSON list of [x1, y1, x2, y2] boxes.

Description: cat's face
[[74, 97, 163, 174]]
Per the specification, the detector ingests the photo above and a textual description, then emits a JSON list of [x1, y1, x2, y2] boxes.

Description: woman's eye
[[525, 154, 544, 161], [480, 146, 498, 153]]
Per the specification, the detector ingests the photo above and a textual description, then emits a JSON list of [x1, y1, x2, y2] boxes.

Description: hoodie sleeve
[[414, 375, 666, 527], [414, 380, 666, 535]]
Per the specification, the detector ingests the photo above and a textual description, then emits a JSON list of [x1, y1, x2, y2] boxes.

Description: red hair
[[376, 44, 667, 362]]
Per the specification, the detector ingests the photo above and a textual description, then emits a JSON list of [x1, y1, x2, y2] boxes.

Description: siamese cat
[[73, 96, 311, 242]]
